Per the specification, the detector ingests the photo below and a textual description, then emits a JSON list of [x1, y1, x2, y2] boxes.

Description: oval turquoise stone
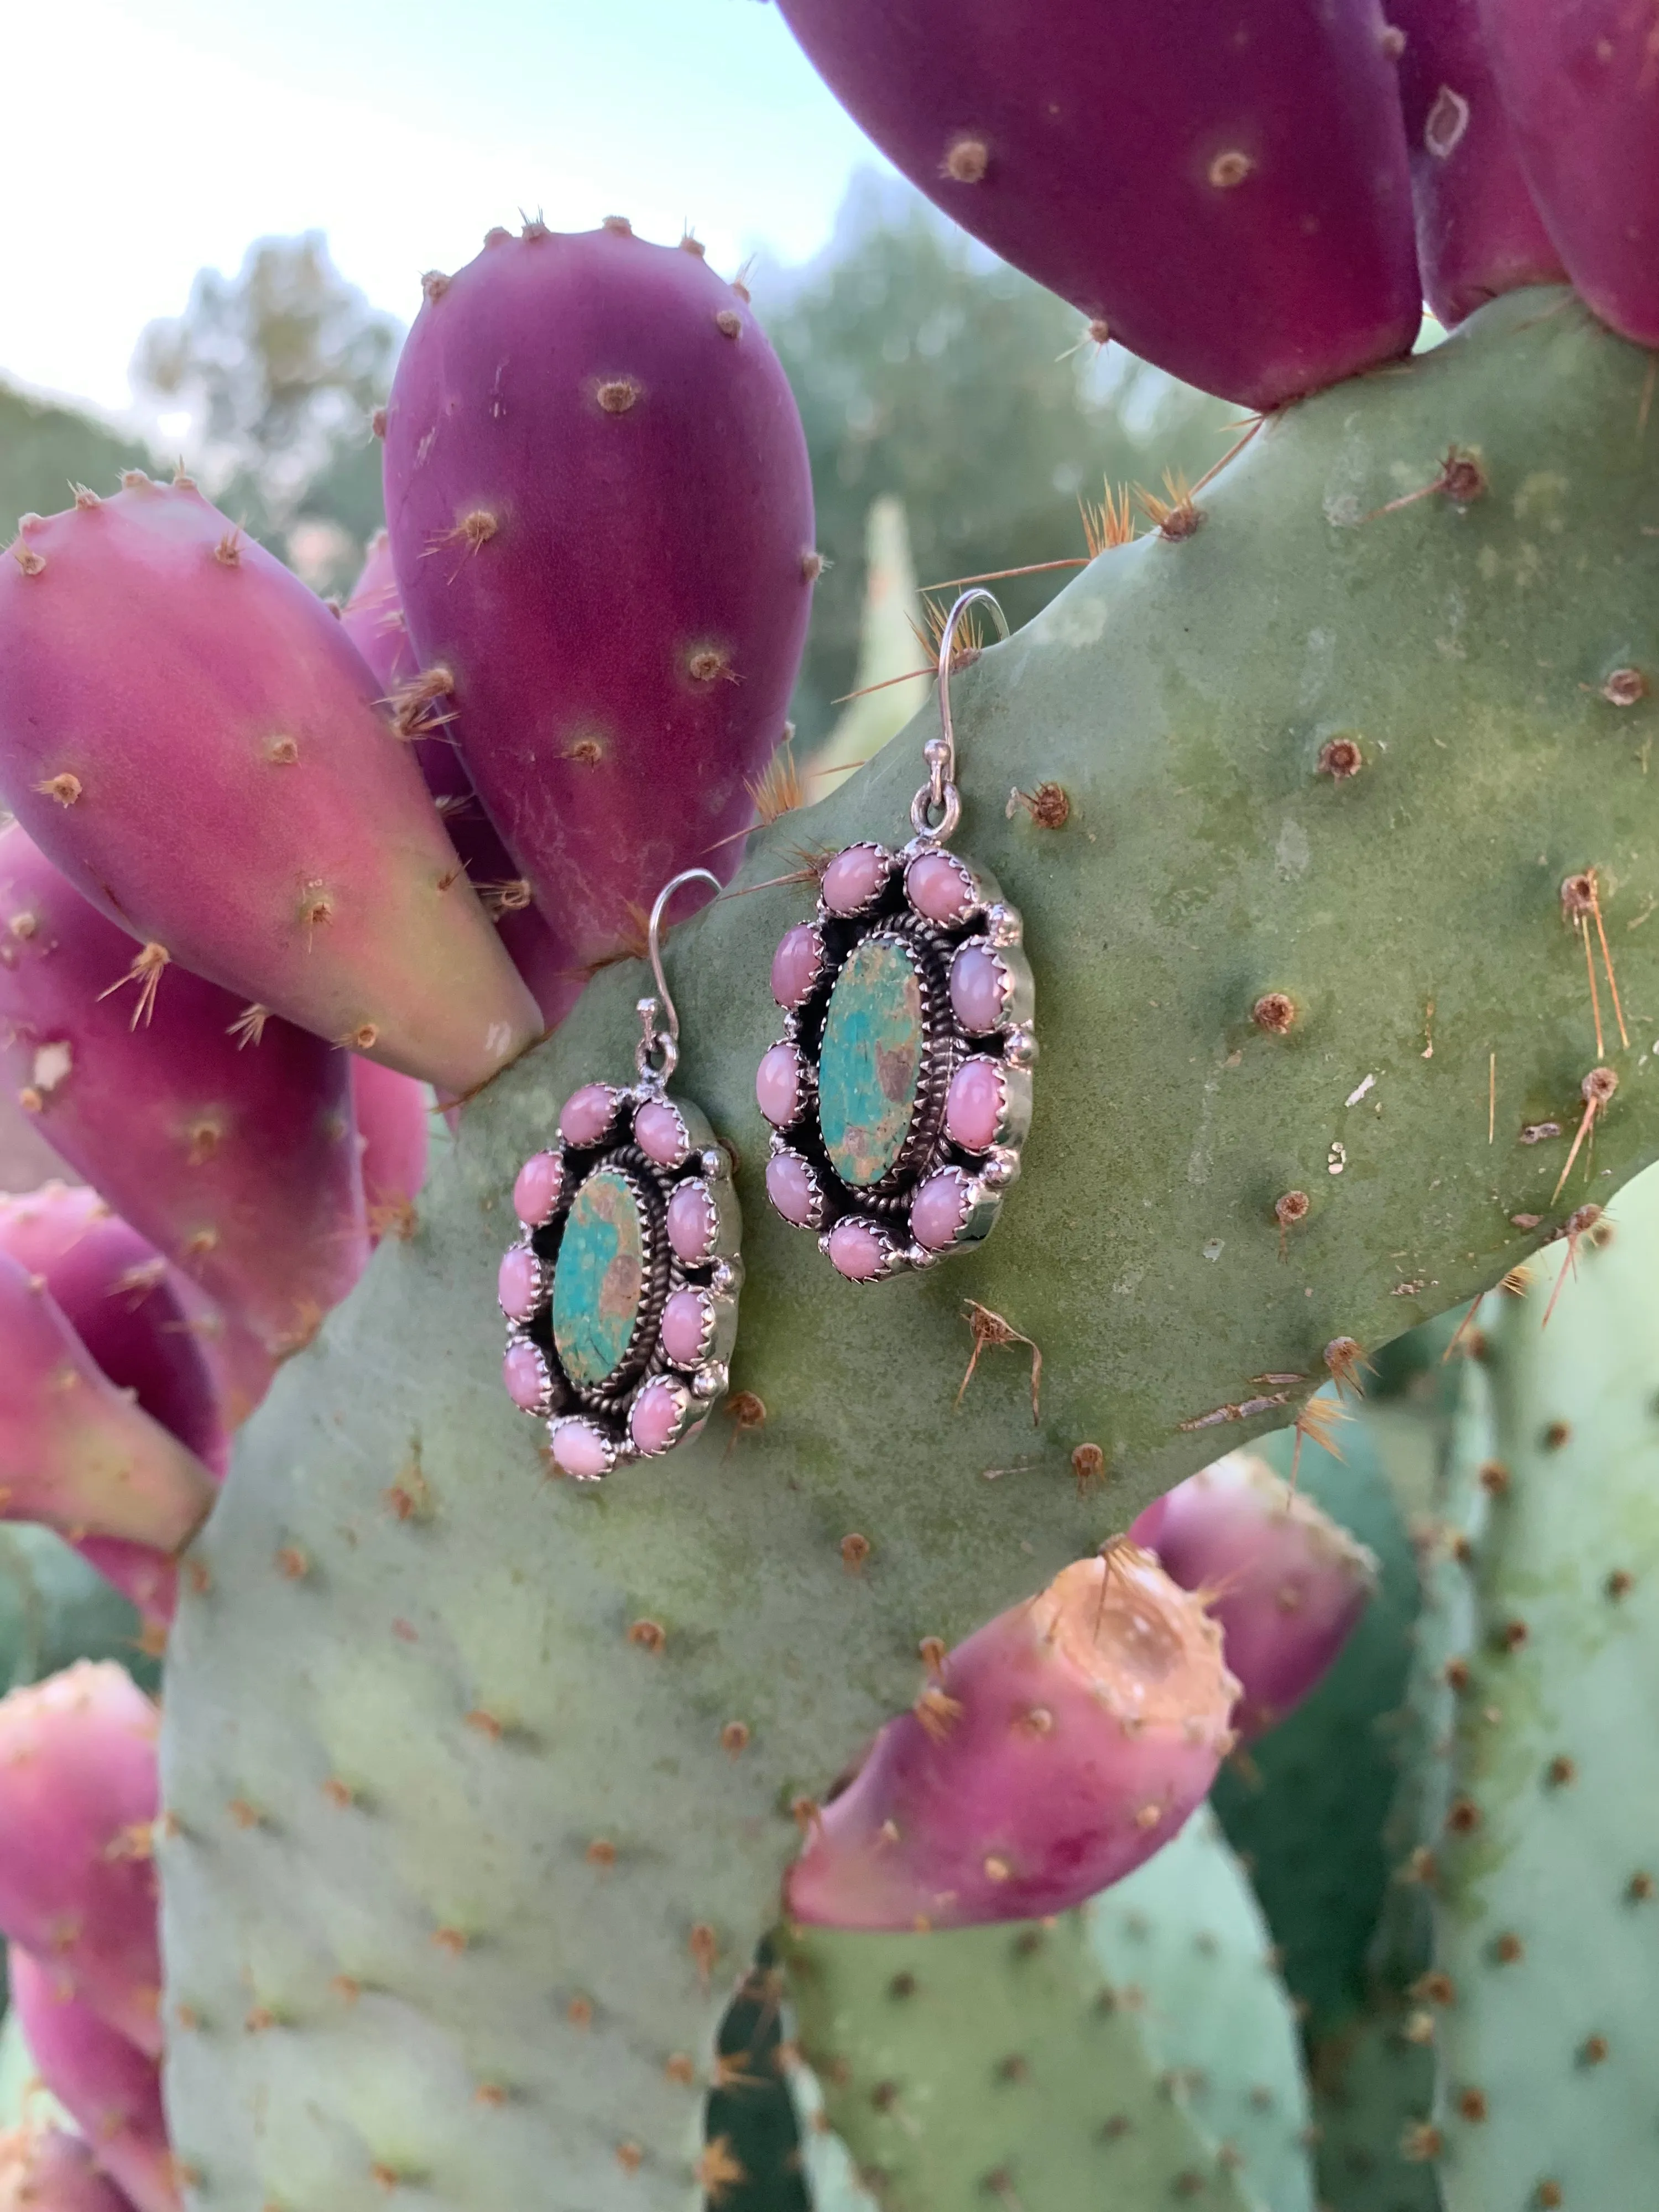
[[551, 1167, 645, 1387], [818, 938, 926, 1187]]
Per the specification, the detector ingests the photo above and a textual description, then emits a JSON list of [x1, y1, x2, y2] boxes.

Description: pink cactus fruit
[[0, 1186, 227, 1475], [0, 1249, 214, 1557], [0, 1665, 163, 2057], [1130, 1449, 1378, 1741], [341, 536, 580, 1030], [9, 1953, 175, 2212], [0, 478, 541, 1092], [0, 2125, 141, 2212], [1388, 0, 1564, 326], [337, 529, 418, 696], [785, 1544, 1239, 1930], [0, 1183, 232, 1625], [349, 1058, 430, 1245], [1478, 0, 1659, 346], [383, 221, 815, 971], [772, 0, 1421, 408], [0, 825, 367, 1362]]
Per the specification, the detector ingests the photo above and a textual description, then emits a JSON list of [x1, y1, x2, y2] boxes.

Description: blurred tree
[[131, 233, 401, 593], [0, 382, 153, 533], [759, 176, 1235, 745]]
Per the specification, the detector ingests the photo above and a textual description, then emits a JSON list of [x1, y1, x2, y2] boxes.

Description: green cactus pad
[[161, 286, 1659, 2210], [1427, 1163, 1659, 2209], [779, 1899, 1267, 2212], [1210, 1406, 1421, 2037], [1083, 1806, 1317, 2210], [0, 1524, 154, 1696], [784, 2063, 877, 2212], [701, 1950, 812, 2212], [1310, 2004, 1442, 2212], [1302, 1344, 1488, 2212], [772, 1808, 1313, 2212]]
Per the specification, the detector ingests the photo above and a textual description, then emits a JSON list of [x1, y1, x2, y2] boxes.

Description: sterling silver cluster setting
[[498, 873, 740, 1480], [757, 589, 1036, 1281]]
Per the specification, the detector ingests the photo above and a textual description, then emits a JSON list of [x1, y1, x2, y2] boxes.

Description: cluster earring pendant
[[757, 588, 1037, 1281], [498, 870, 742, 1480]]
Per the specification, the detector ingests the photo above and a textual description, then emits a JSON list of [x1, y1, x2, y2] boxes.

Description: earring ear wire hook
[[915, 587, 1010, 843], [638, 865, 721, 1082]]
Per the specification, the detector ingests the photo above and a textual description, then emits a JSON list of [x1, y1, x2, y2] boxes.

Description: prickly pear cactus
[[778, 1872, 1274, 2212], [1310, 2006, 1443, 2212], [1304, 1334, 1486, 2212], [1209, 1408, 1420, 2036], [1424, 1163, 1659, 2208], [700, 1949, 813, 2212], [160, 286, 1659, 2210], [0, 1527, 153, 1699], [1083, 1806, 1317, 2211], [775, 1805, 1315, 2210]]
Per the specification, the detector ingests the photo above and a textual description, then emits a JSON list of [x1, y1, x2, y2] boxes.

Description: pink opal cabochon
[[771, 923, 824, 1009], [634, 1097, 690, 1167], [759, 835, 1035, 1279], [512, 1150, 564, 1228], [827, 1216, 893, 1281], [500, 1076, 742, 1476]]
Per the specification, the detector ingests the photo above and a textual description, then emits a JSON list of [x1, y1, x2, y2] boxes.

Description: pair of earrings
[[499, 589, 1037, 1480]]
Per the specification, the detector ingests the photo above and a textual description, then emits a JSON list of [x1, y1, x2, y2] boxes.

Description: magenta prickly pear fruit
[[0, 1186, 228, 1475], [1480, 0, 1659, 345], [0, 826, 366, 1362], [772, 0, 1421, 406], [1131, 1449, 1377, 1741], [349, 1058, 430, 1244], [337, 529, 414, 695], [0, 1183, 229, 1624], [9, 1952, 174, 2212], [0, 1665, 162, 2057], [0, 1249, 213, 1557], [0, 2127, 140, 2212], [0, 479, 541, 1092], [1389, 0, 1564, 326], [784, 1545, 1238, 1930], [341, 537, 581, 1030], [383, 221, 815, 969]]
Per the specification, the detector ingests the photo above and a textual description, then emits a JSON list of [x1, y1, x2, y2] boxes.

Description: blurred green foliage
[[760, 179, 1234, 743], [0, 382, 153, 529], [131, 232, 400, 596]]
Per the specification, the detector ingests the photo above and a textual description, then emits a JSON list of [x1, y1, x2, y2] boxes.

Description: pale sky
[[0, 0, 882, 419]]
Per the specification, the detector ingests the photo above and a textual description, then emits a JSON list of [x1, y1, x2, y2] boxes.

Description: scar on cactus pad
[[148, 284, 1659, 2209]]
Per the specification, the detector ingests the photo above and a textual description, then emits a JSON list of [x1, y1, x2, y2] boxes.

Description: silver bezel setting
[[501, 1083, 742, 1479], [760, 833, 1036, 1280]]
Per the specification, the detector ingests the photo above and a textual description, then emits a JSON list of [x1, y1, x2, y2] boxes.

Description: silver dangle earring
[[757, 587, 1036, 1281], [499, 868, 742, 1479]]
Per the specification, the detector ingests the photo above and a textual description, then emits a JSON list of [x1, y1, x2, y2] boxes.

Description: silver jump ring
[[911, 587, 1010, 842], [637, 867, 721, 1082]]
